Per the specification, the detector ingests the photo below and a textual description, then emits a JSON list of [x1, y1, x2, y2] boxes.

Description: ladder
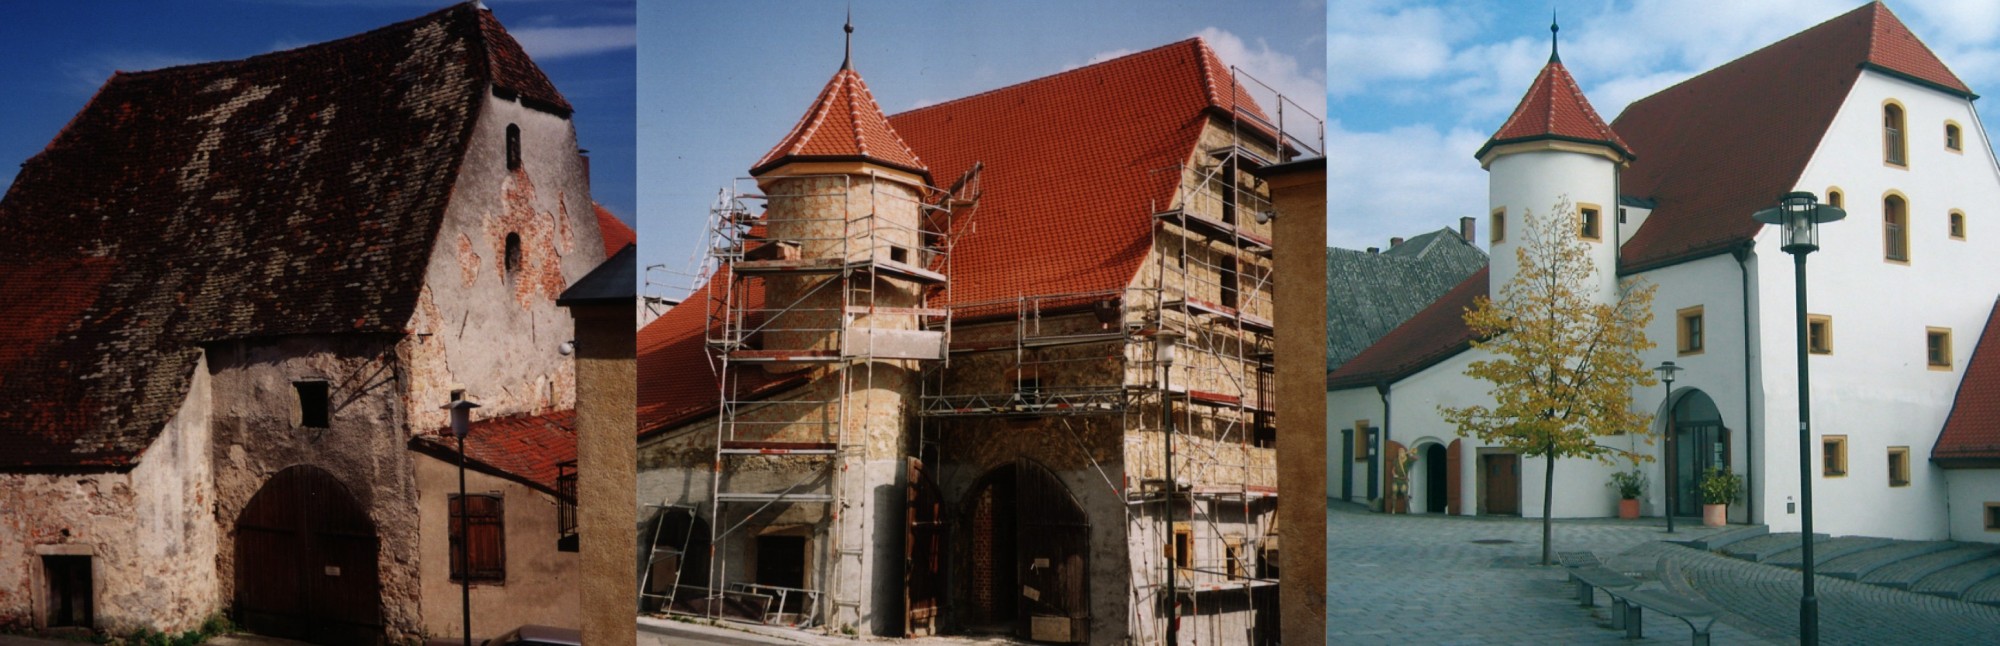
[[638, 503, 701, 613]]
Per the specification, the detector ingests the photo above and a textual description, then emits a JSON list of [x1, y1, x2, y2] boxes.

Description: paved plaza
[[1327, 500, 2000, 644]]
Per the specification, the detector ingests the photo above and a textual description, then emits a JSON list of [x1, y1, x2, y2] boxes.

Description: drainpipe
[[1378, 382, 1391, 511], [1733, 242, 1757, 523]]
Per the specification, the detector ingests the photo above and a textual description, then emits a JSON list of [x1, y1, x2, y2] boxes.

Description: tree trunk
[[1541, 445, 1556, 566]]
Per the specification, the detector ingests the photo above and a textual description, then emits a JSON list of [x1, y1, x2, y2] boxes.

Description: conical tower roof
[[1475, 55, 1631, 163], [749, 65, 929, 179]]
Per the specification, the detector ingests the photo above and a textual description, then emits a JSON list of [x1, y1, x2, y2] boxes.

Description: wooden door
[[43, 556, 92, 628], [904, 458, 946, 637], [1482, 454, 1520, 516], [235, 465, 382, 645], [1015, 459, 1089, 643], [1445, 440, 1462, 515]]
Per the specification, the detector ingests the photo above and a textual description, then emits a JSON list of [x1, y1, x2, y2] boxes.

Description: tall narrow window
[[1888, 447, 1911, 487], [294, 380, 330, 428], [1947, 122, 1963, 151], [1987, 503, 2000, 531], [1928, 327, 1954, 370], [1885, 103, 1907, 166], [1579, 205, 1602, 241], [1219, 255, 1239, 310], [1490, 208, 1506, 244], [1677, 306, 1705, 356], [1823, 436, 1848, 477], [504, 232, 523, 277], [1885, 195, 1909, 262], [450, 494, 506, 583], [1169, 523, 1194, 577], [1951, 211, 1967, 240], [1219, 177, 1238, 226], [505, 124, 522, 170], [1826, 188, 1843, 209]]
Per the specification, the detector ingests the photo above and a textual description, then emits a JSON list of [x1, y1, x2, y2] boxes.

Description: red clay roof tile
[[0, 5, 562, 469], [1477, 59, 1630, 161], [749, 68, 928, 178], [594, 203, 635, 258], [1325, 269, 1486, 390], [413, 409, 577, 493], [1618, 1, 1970, 271], [1935, 298, 2000, 462]]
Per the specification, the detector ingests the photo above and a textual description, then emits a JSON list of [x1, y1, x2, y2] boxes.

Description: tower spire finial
[[842, 6, 854, 71], [1549, 9, 1561, 63]]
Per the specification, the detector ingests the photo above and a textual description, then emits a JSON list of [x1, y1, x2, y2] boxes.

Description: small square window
[[1888, 447, 1910, 487], [295, 381, 330, 428], [1929, 327, 1954, 370], [1947, 123, 1963, 152], [1951, 212, 1966, 240], [1491, 209, 1506, 244], [1677, 306, 1705, 356], [1823, 435, 1847, 477], [1987, 503, 2000, 531], [1224, 536, 1245, 579], [1579, 206, 1602, 241], [889, 246, 909, 264], [1807, 314, 1832, 355], [1169, 523, 1194, 576]]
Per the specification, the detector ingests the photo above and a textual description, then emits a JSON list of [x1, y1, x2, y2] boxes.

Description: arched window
[[1826, 188, 1843, 209], [1950, 210, 1967, 240], [504, 232, 522, 277], [1947, 122, 1964, 152], [505, 123, 522, 170], [1884, 103, 1906, 166], [1884, 194, 1909, 262]]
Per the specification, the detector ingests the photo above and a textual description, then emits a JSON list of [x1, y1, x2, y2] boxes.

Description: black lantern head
[[1753, 191, 1846, 255]]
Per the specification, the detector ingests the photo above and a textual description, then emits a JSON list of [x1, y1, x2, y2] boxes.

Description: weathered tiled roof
[[1325, 269, 1487, 390], [1617, 1, 1968, 272], [0, 4, 559, 469], [595, 203, 635, 259], [411, 410, 577, 495], [1325, 228, 1487, 371]]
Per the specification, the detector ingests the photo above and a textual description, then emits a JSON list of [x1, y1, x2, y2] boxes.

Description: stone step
[[1766, 536, 1895, 569], [1820, 541, 1956, 580], [1911, 554, 2000, 599], [1865, 544, 2000, 590], [1672, 524, 1767, 551], [1722, 532, 1830, 563], [1957, 572, 2000, 607]]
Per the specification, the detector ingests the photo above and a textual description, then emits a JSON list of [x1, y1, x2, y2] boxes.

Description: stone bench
[[1616, 587, 1722, 646]]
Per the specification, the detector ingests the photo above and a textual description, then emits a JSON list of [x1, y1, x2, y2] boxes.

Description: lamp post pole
[[1654, 362, 1681, 533], [443, 399, 481, 645], [1157, 331, 1182, 646], [1753, 191, 1842, 646]]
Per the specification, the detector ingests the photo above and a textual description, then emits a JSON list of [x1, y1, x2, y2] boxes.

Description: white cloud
[[1327, 2, 1467, 97], [508, 24, 635, 60], [1325, 121, 1489, 252]]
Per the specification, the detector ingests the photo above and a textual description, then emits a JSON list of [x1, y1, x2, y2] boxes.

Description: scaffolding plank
[[715, 492, 835, 503], [843, 328, 945, 360], [719, 441, 838, 455], [724, 349, 843, 362], [1207, 143, 1274, 170], [1152, 209, 1274, 253], [844, 305, 949, 317]]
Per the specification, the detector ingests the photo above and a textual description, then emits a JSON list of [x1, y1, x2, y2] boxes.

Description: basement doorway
[[961, 458, 1090, 643], [234, 465, 382, 645]]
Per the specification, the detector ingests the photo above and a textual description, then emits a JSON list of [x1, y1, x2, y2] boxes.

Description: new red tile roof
[[1475, 59, 1631, 161], [412, 410, 577, 495], [0, 5, 563, 469], [595, 203, 635, 258], [638, 38, 1276, 435], [1934, 298, 2000, 463], [749, 68, 928, 178], [1325, 269, 1487, 390], [1617, 1, 1970, 272]]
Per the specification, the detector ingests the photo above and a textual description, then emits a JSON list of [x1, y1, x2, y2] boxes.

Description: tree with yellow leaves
[[1440, 197, 1659, 565]]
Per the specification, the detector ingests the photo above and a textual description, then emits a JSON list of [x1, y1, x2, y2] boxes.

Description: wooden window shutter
[[451, 494, 507, 583]]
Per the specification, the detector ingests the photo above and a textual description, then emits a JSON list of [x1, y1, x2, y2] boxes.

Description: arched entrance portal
[[1670, 390, 1729, 517], [961, 459, 1089, 642], [234, 465, 382, 645]]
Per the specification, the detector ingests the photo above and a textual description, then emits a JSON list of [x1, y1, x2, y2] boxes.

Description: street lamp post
[[442, 399, 482, 646], [1156, 330, 1183, 646], [1653, 361, 1682, 533], [1753, 191, 1844, 646]]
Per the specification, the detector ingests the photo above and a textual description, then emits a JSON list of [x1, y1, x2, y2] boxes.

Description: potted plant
[[1698, 467, 1744, 527], [1607, 469, 1647, 519]]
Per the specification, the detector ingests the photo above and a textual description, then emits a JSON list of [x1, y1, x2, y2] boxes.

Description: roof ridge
[[110, 3, 476, 81], [892, 36, 1204, 119]]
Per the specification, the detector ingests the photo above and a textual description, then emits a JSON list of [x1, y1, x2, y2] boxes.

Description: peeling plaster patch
[[492, 168, 569, 311], [457, 233, 480, 287]]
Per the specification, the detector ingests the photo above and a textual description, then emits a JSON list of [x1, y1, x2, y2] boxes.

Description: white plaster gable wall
[[1619, 204, 1651, 247], [1487, 149, 1621, 306], [1630, 254, 1756, 525], [1750, 68, 2000, 540]]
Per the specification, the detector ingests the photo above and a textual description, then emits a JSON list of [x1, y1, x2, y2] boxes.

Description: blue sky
[[0, 0, 635, 225], [1329, 0, 2000, 253], [638, 0, 1327, 302]]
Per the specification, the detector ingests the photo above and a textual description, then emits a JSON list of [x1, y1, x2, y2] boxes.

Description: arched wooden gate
[[962, 458, 1089, 643], [234, 465, 383, 645]]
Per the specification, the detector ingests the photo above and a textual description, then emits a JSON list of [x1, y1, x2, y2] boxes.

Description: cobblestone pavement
[[1329, 499, 2000, 644], [1327, 500, 1770, 645]]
